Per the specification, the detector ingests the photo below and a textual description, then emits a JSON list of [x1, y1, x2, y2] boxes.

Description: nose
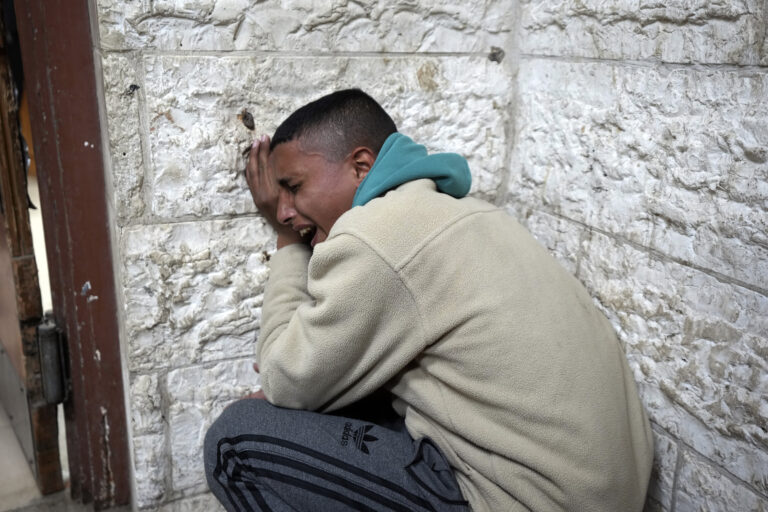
[[276, 190, 296, 225]]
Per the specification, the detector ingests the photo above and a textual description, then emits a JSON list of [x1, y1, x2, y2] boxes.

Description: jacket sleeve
[[257, 233, 427, 412]]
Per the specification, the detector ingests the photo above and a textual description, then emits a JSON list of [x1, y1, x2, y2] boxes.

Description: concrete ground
[[0, 401, 130, 512]]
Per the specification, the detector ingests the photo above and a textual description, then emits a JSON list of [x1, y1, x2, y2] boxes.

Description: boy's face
[[269, 139, 368, 247]]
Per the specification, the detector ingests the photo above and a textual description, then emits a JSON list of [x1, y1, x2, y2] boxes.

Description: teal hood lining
[[352, 133, 472, 207]]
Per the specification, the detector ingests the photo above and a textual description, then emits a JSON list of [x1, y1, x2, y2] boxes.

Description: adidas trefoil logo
[[341, 422, 378, 454], [353, 424, 378, 454]]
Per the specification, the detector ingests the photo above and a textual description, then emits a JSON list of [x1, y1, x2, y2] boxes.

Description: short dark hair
[[270, 89, 397, 161]]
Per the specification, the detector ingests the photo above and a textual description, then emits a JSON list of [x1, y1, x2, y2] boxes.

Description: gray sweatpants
[[204, 398, 469, 512]]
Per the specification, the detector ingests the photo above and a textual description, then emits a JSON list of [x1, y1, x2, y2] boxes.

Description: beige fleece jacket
[[256, 179, 653, 512]]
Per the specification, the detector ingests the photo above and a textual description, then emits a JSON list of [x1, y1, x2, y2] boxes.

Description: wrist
[[276, 231, 304, 249]]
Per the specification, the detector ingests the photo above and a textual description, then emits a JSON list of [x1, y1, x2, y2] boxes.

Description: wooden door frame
[[14, 0, 130, 508], [0, 0, 63, 496]]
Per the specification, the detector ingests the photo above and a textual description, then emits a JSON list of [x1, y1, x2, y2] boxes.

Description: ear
[[348, 147, 376, 184]]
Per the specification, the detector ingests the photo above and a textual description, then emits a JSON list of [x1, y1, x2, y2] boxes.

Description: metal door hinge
[[37, 315, 70, 405]]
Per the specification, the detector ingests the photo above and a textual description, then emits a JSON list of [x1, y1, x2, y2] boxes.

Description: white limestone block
[[101, 53, 146, 224], [96, 0, 515, 52], [509, 58, 768, 290], [675, 450, 767, 511], [165, 359, 261, 494], [121, 217, 273, 372], [130, 373, 164, 435], [520, 0, 768, 65], [133, 432, 169, 508], [579, 231, 768, 493], [647, 428, 678, 511]]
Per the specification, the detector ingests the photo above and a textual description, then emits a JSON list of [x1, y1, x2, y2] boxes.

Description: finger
[[253, 363, 260, 373], [245, 138, 260, 181], [256, 135, 271, 186]]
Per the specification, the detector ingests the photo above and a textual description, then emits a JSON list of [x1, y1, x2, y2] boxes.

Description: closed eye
[[278, 178, 299, 193]]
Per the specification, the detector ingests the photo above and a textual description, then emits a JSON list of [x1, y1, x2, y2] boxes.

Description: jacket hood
[[352, 133, 472, 207]]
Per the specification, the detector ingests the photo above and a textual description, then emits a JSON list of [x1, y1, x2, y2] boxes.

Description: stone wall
[[93, 0, 767, 510], [509, 1, 768, 511], [95, 0, 516, 509]]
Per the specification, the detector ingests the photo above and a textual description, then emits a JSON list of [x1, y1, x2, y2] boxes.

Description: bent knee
[[205, 399, 274, 465], [207, 398, 273, 442]]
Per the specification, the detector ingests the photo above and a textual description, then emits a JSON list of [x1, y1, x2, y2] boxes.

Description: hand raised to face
[[244, 135, 306, 249]]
